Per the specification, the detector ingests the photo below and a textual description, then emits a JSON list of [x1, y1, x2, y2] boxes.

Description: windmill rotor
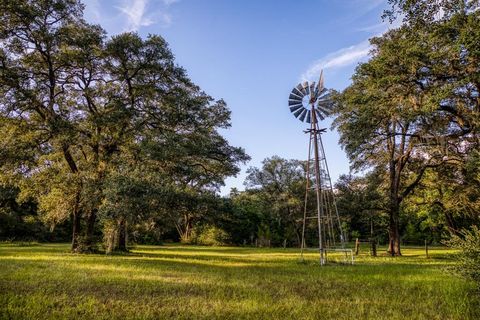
[[288, 71, 334, 123]]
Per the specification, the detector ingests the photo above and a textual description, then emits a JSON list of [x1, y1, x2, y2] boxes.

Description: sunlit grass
[[0, 243, 477, 319]]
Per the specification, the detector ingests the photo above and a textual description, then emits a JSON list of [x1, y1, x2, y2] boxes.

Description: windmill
[[288, 71, 352, 265]]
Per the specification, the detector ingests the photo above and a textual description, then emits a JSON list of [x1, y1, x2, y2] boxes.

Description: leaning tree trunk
[[444, 210, 457, 234]]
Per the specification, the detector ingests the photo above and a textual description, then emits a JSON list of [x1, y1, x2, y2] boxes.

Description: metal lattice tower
[[288, 71, 351, 265]]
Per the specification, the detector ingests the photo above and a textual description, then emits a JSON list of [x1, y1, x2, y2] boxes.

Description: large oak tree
[[0, 0, 248, 252], [334, 0, 479, 255]]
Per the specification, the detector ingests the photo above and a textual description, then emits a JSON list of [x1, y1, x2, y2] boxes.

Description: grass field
[[0, 243, 478, 319]]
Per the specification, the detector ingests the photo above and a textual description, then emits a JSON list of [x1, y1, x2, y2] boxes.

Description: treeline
[[1, 0, 479, 255], [2, 153, 479, 251]]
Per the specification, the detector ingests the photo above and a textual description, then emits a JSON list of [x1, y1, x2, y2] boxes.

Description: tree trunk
[[117, 218, 128, 252], [83, 209, 97, 252], [181, 215, 192, 243], [444, 211, 456, 233], [388, 157, 402, 256], [62, 148, 82, 253], [71, 209, 81, 252], [387, 200, 401, 256], [295, 228, 301, 248]]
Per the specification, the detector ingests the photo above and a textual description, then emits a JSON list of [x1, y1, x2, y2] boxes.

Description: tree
[[404, 150, 480, 238], [0, 0, 103, 250], [334, 172, 386, 242], [335, 0, 479, 255], [0, 0, 248, 252], [244, 156, 306, 246]]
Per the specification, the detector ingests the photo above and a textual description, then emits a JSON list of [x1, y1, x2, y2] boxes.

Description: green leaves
[[0, 0, 248, 249], [445, 226, 480, 287]]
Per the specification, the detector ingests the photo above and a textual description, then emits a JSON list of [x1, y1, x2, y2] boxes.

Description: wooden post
[[370, 238, 377, 257], [425, 239, 429, 259], [355, 238, 360, 255]]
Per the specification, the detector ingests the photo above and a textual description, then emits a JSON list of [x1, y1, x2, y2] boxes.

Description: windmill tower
[[288, 71, 351, 265]]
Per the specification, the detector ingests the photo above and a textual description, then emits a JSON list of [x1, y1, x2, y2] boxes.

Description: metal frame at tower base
[[300, 106, 350, 265]]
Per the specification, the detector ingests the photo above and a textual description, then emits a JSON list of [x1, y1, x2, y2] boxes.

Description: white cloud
[[116, 0, 180, 31], [301, 41, 371, 81], [301, 18, 403, 81], [117, 0, 153, 31]]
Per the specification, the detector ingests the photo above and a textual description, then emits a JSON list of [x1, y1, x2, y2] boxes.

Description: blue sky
[[82, 0, 400, 194]]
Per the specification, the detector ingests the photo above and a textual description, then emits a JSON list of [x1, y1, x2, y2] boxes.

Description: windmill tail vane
[[288, 70, 353, 265]]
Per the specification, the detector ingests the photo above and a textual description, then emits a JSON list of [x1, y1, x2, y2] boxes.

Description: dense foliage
[[0, 0, 248, 251], [333, 0, 480, 254], [445, 226, 480, 289]]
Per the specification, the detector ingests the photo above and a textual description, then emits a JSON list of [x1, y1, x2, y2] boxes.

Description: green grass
[[0, 243, 477, 319]]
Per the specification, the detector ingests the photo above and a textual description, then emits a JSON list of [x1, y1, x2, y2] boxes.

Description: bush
[[444, 226, 480, 289], [191, 225, 230, 246]]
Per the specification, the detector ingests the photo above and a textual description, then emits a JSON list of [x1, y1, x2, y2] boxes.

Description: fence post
[[355, 238, 360, 255], [425, 239, 429, 259]]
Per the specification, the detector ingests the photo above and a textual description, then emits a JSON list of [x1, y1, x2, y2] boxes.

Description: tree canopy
[[0, 0, 248, 252]]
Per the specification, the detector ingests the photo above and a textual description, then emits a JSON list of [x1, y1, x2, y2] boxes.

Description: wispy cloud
[[357, 15, 403, 33], [349, 0, 385, 15], [117, 0, 153, 31], [301, 41, 371, 81], [116, 0, 180, 31], [301, 19, 402, 81]]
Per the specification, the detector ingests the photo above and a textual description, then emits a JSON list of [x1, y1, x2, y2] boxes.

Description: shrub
[[444, 226, 480, 289], [192, 225, 230, 246]]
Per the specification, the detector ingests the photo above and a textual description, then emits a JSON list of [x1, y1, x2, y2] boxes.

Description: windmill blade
[[293, 107, 305, 118], [315, 109, 325, 121], [317, 87, 328, 98], [296, 83, 307, 95], [289, 103, 303, 111], [289, 92, 302, 101], [317, 92, 334, 107], [317, 70, 324, 92], [319, 90, 332, 99], [298, 108, 308, 122], [292, 87, 304, 97], [303, 81, 310, 95], [305, 110, 311, 123], [289, 99, 302, 106], [312, 87, 319, 101], [317, 106, 332, 116], [309, 82, 316, 99], [290, 104, 303, 113], [317, 97, 334, 107], [317, 101, 333, 111]]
